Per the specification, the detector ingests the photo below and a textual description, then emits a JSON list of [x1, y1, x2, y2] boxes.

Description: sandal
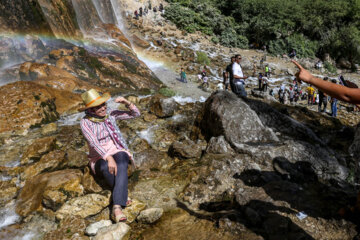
[[111, 205, 127, 223], [126, 197, 133, 207]]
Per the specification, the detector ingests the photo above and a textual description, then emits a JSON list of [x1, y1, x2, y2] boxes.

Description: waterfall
[[91, 0, 117, 24], [71, 0, 104, 38], [109, 0, 126, 34]]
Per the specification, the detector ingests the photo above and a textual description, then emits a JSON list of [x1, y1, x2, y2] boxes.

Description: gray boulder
[[150, 95, 178, 118], [200, 91, 278, 146]]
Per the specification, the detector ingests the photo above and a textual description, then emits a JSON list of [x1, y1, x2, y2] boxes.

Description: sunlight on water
[[137, 125, 158, 144], [172, 95, 207, 105]]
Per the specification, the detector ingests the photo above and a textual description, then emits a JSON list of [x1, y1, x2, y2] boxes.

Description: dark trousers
[[95, 152, 129, 206], [258, 79, 262, 90], [318, 97, 327, 112], [262, 83, 268, 92], [308, 94, 313, 105]]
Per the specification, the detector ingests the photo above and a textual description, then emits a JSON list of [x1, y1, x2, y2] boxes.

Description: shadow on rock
[[176, 199, 314, 240], [235, 156, 357, 220]]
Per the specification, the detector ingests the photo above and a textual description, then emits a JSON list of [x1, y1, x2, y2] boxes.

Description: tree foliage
[[165, 0, 360, 65]]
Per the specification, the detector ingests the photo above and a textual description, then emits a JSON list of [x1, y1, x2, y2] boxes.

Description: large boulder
[[200, 91, 278, 146], [16, 169, 83, 216], [150, 95, 178, 118]]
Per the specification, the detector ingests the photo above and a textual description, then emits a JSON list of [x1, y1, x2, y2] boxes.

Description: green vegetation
[[159, 88, 176, 97], [196, 51, 210, 65], [165, 0, 360, 66], [324, 61, 337, 74]]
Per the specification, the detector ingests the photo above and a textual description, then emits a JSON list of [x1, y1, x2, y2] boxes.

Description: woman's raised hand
[[115, 97, 130, 105], [292, 60, 314, 84]]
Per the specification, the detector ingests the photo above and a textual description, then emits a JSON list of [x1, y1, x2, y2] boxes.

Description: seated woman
[[79, 89, 140, 222]]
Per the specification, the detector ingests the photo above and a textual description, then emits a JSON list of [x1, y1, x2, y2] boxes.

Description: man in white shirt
[[232, 54, 248, 97]]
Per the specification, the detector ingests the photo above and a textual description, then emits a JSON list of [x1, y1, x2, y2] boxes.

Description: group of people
[[276, 78, 338, 117], [134, 2, 164, 19], [278, 83, 302, 104], [307, 78, 338, 117]]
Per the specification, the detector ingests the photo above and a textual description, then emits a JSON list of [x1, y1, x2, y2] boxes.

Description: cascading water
[[91, 0, 117, 24]]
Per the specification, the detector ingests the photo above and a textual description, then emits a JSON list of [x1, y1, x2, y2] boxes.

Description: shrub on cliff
[[196, 51, 210, 65]]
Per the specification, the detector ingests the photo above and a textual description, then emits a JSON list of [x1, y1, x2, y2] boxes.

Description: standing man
[[265, 65, 269, 77], [226, 56, 235, 93], [232, 54, 248, 97], [307, 84, 315, 105], [318, 77, 328, 112]]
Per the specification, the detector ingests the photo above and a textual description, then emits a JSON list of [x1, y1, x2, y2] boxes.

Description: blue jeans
[[234, 80, 247, 97], [95, 152, 129, 206], [331, 101, 337, 117]]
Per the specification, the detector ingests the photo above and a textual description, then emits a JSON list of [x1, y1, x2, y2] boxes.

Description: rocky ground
[[1, 0, 360, 239], [1, 90, 360, 240]]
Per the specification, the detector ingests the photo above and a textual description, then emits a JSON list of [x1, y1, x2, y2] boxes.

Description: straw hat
[[78, 89, 111, 111]]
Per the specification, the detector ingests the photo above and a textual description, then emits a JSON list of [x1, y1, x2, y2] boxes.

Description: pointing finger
[[291, 60, 303, 69]]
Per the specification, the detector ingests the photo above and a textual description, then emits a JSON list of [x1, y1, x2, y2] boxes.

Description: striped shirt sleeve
[[80, 118, 108, 159], [110, 104, 141, 120]]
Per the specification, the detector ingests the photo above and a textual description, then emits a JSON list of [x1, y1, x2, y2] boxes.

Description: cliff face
[[0, 0, 53, 35]]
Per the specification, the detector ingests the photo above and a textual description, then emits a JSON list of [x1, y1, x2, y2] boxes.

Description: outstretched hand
[[292, 60, 314, 84]]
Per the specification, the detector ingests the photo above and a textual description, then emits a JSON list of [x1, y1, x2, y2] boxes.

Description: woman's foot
[[112, 205, 127, 223], [126, 198, 132, 207]]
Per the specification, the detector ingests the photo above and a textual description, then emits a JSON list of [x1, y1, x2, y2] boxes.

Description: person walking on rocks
[[307, 84, 315, 105], [79, 89, 140, 223], [139, 7, 143, 17], [226, 56, 235, 93], [180, 68, 187, 83], [232, 54, 248, 97], [318, 77, 328, 112]]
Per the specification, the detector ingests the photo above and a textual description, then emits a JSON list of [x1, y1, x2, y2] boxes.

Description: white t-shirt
[[232, 62, 243, 79]]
